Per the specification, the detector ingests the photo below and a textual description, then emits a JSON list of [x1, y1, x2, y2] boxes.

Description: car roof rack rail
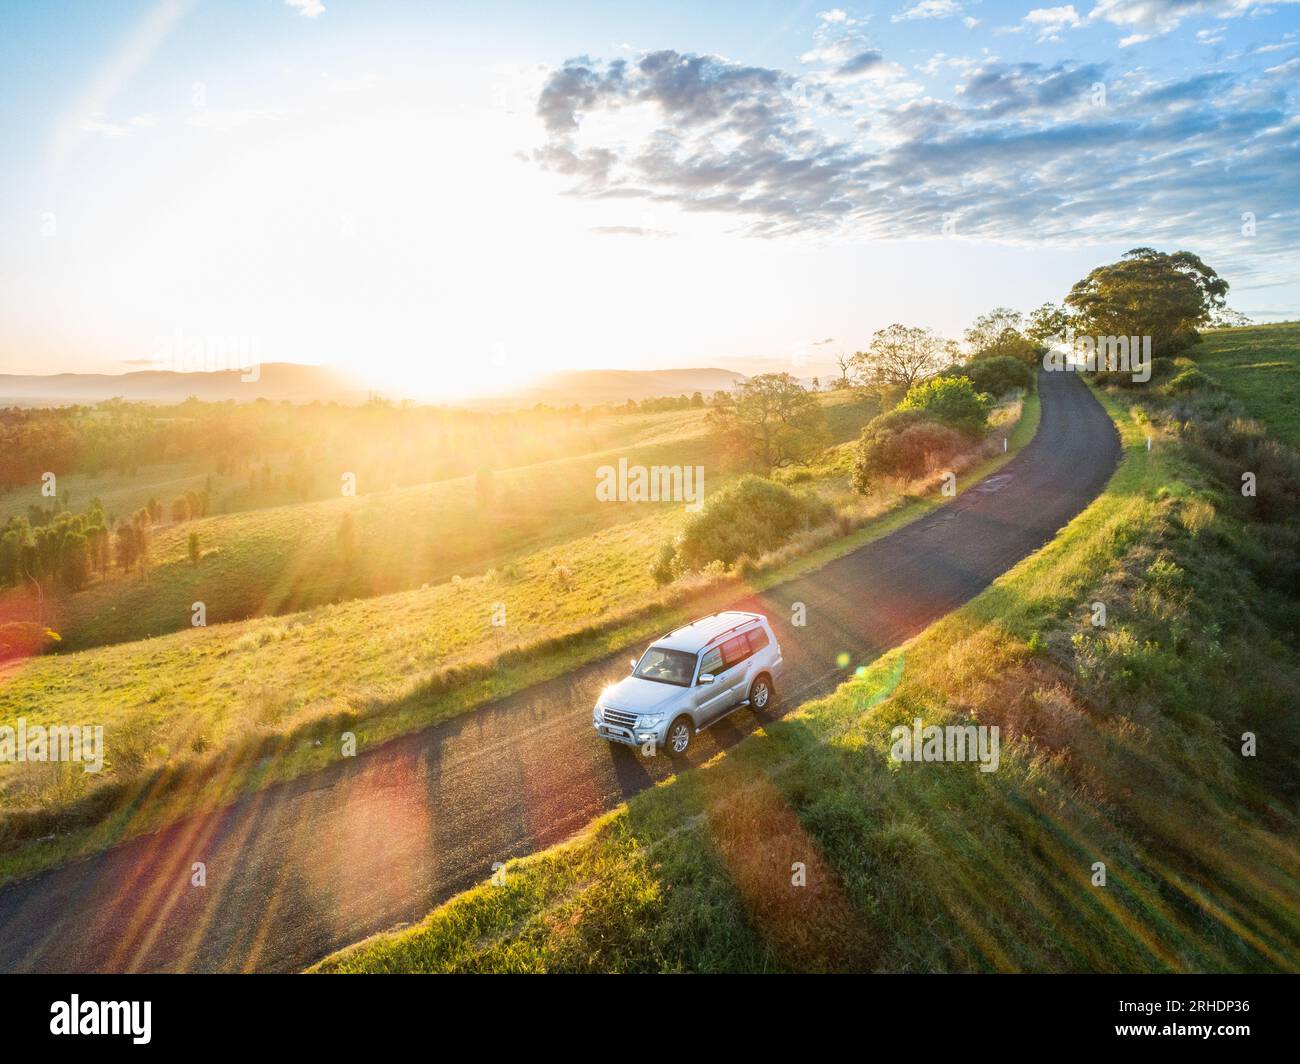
[[701, 616, 760, 649]]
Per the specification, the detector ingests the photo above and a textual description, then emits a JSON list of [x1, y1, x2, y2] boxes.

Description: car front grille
[[603, 708, 639, 728]]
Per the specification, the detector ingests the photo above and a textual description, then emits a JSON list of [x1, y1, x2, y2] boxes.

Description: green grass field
[[311, 359, 1300, 973], [0, 390, 1034, 885], [1198, 322, 1300, 444]]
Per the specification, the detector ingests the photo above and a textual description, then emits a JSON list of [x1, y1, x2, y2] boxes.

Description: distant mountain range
[[0, 363, 365, 405], [0, 364, 751, 408]]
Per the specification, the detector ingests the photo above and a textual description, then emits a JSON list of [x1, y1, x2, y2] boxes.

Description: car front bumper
[[593, 712, 667, 749]]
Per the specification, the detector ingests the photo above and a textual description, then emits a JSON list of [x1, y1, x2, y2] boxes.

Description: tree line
[[0, 487, 210, 594], [835, 247, 1241, 394], [708, 248, 1239, 483]]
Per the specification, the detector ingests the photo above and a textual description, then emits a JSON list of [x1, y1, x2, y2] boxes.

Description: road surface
[[0, 369, 1120, 972]]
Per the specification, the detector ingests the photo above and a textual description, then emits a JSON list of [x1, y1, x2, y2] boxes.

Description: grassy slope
[[0, 392, 1035, 884], [0, 404, 709, 526], [0, 462, 218, 527], [14, 394, 876, 652], [12, 405, 725, 651], [312, 377, 1300, 973], [1197, 322, 1300, 445]]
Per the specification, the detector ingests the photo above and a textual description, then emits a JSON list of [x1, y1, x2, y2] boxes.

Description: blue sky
[[1, 0, 1297, 394]]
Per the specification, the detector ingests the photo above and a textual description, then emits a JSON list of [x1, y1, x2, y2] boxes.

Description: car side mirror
[[698, 673, 715, 685], [630, 659, 637, 672]]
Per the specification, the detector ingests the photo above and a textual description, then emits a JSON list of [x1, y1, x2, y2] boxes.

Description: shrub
[[676, 475, 833, 569], [896, 376, 992, 435], [941, 356, 1034, 397], [852, 418, 966, 493], [0, 621, 60, 663], [650, 542, 678, 586], [1183, 415, 1300, 524], [1166, 362, 1219, 394], [857, 407, 931, 438]]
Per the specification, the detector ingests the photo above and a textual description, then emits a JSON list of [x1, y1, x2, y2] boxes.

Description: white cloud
[[916, 53, 981, 76], [285, 0, 325, 17], [1088, 0, 1300, 41], [1248, 33, 1297, 53], [1021, 6, 1084, 42], [892, 0, 963, 23], [800, 8, 896, 80], [528, 45, 1300, 284]]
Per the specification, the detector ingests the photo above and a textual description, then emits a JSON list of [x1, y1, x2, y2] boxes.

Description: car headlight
[[593, 704, 604, 722], [637, 714, 664, 728]]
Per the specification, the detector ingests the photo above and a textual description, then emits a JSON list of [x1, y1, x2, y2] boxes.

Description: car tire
[[666, 716, 692, 757], [749, 673, 774, 712]]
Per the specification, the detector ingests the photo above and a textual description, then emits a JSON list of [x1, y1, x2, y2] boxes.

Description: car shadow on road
[[608, 742, 656, 795]]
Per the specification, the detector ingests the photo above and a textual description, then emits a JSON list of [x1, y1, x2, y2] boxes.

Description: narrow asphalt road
[[0, 369, 1119, 972]]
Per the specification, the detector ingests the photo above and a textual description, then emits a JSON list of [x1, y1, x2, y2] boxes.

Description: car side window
[[721, 635, 750, 669], [698, 647, 723, 679], [747, 628, 770, 654]]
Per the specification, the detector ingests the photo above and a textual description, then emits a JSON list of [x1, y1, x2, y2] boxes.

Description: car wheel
[[666, 717, 692, 756], [750, 674, 774, 712]]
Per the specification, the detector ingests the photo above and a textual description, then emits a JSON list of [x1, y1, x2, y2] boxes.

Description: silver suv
[[593, 611, 784, 756]]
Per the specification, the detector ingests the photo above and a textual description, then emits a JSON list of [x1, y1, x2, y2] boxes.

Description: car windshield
[[633, 647, 696, 687]]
